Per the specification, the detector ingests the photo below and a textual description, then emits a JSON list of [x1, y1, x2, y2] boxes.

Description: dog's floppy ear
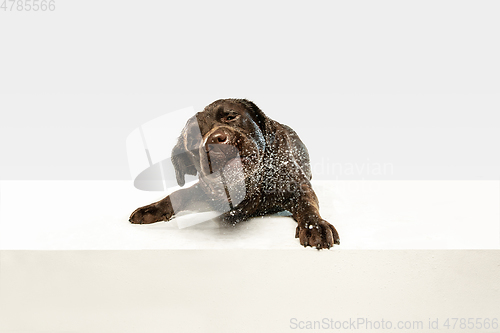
[[171, 124, 198, 187]]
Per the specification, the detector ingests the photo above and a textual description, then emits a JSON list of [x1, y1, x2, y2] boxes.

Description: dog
[[129, 99, 340, 249]]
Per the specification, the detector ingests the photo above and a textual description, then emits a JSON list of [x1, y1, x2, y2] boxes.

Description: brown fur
[[130, 99, 340, 249]]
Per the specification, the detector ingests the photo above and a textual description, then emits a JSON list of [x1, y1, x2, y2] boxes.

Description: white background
[[0, 1, 499, 332], [0, 1, 499, 181]]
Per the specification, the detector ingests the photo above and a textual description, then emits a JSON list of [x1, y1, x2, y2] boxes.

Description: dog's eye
[[225, 114, 239, 121]]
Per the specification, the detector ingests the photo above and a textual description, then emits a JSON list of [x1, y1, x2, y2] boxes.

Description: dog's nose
[[206, 129, 229, 147], [205, 128, 229, 151]]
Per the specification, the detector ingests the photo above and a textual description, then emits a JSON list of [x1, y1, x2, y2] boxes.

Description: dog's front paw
[[129, 202, 173, 224], [295, 219, 340, 249]]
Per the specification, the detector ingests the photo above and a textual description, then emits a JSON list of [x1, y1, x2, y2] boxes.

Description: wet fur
[[130, 99, 340, 249]]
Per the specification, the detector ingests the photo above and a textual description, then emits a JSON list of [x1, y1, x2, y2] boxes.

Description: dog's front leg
[[129, 182, 205, 224], [285, 182, 340, 249]]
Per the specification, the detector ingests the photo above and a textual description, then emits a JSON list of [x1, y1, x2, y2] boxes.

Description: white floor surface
[[1, 180, 498, 250]]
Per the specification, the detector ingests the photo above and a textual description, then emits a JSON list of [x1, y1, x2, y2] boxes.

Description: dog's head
[[171, 99, 269, 190]]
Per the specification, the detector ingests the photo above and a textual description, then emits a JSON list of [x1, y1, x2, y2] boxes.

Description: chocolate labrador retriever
[[129, 99, 340, 249]]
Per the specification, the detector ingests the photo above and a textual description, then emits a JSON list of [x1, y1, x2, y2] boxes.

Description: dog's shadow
[[140, 208, 293, 234]]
